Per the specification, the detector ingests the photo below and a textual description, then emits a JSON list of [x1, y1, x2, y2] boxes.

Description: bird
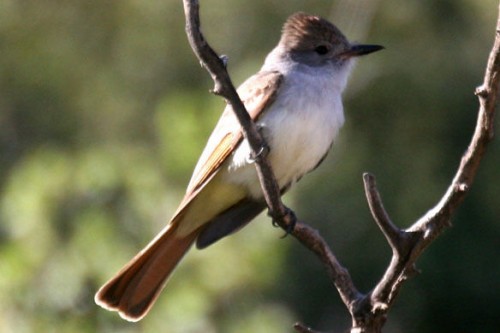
[[95, 11, 383, 322]]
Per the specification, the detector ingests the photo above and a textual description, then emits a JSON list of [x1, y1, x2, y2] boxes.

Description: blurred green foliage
[[1, 1, 499, 332]]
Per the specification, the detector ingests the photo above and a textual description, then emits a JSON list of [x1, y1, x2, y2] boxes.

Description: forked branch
[[182, 1, 500, 332]]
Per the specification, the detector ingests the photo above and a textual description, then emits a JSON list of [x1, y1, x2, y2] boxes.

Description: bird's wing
[[175, 70, 283, 215]]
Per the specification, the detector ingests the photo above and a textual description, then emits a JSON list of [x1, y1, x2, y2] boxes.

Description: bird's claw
[[219, 55, 229, 68], [269, 207, 297, 238], [246, 143, 270, 164]]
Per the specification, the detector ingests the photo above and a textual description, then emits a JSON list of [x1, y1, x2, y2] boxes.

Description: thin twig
[[293, 221, 361, 311], [183, 0, 289, 228], [363, 2, 500, 328], [362, 173, 402, 250]]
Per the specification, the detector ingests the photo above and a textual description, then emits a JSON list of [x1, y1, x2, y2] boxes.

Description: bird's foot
[[269, 207, 297, 238]]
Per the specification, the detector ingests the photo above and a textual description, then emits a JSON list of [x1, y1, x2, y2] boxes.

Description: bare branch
[[182, 0, 360, 315], [362, 173, 403, 250], [183, 0, 289, 227], [409, 4, 500, 239], [182, 1, 500, 332], [361, 173, 423, 314], [362, 1, 500, 329], [292, 221, 361, 311]]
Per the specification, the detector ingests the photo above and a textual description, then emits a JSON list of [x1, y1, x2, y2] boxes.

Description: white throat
[[224, 55, 354, 198]]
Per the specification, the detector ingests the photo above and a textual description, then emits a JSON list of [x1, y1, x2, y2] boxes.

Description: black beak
[[343, 44, 384, 57]]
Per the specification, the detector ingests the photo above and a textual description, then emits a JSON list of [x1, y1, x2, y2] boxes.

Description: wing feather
[[176, 70, 283, 214]]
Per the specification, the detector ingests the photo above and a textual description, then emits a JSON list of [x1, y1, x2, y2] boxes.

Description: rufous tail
[[94, 224, 198, 321]]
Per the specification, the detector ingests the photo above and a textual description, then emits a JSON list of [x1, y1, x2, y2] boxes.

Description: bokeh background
[[1, 1, 499, 332]]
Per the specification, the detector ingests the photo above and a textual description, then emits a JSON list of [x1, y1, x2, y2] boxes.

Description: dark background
[[1, 1, 499, 332]]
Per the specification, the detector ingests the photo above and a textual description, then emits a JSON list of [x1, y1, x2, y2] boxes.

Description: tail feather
[[95, 224, 198, 321]]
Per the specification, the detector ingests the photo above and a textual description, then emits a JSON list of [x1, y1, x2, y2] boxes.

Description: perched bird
[[95, 12, 382, 321]]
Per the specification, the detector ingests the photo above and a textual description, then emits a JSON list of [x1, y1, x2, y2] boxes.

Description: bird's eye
[[314, 45, 329, 55]]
